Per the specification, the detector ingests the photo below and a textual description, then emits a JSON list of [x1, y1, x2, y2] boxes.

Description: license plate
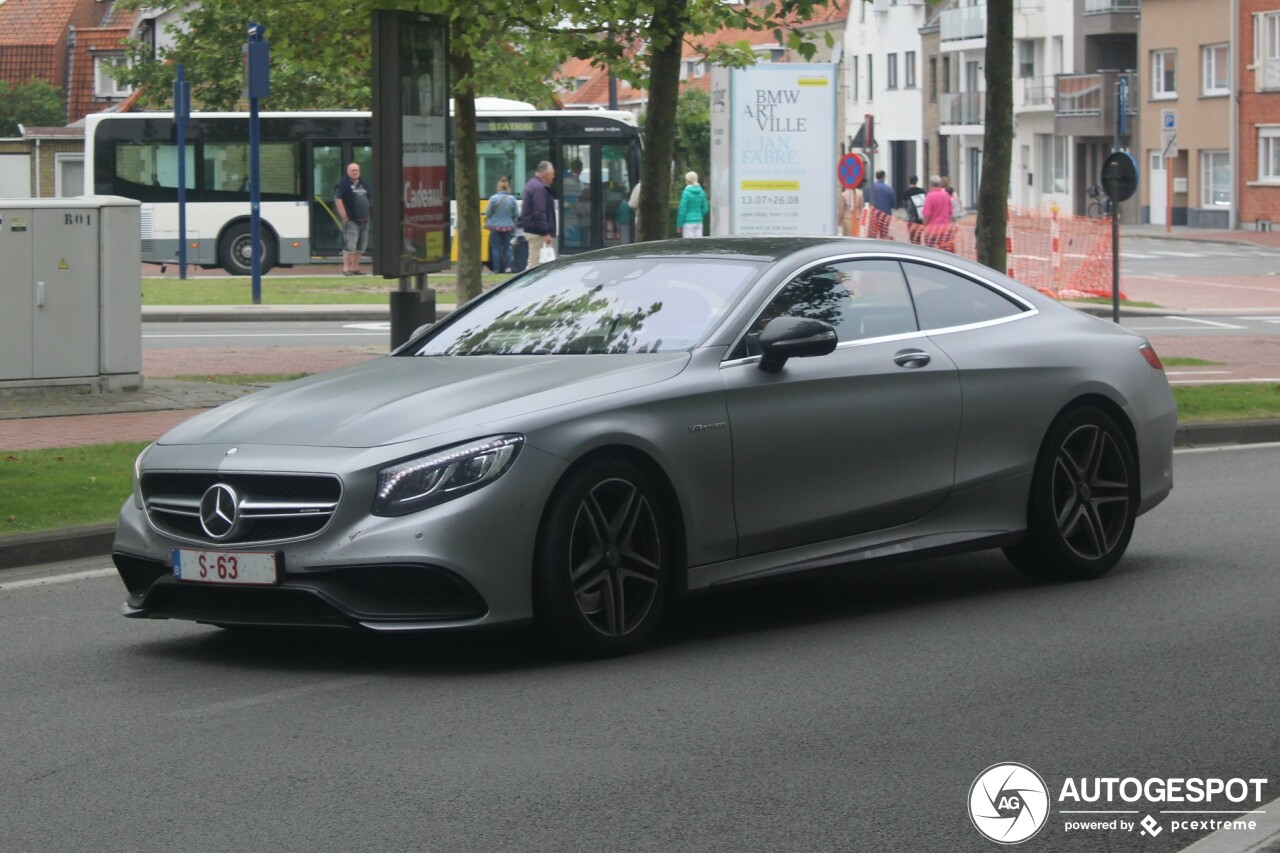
[[173, 548, 280, 586]]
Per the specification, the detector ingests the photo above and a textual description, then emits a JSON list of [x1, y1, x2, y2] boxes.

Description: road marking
[[1170, 377, 1280, 384], [1168, 317, 1249, 329], [1177, 441, 1280, 454], [1166, 371, 1231, 375], [142, 332, 386, 339], [342, 322, 393, 331], [1148, 250, 1210, 258], [0, 567, 116, 592], [1120, 252, 1161, 259]]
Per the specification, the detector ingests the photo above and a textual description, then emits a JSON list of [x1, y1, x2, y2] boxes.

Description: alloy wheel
[[1050, 423, 1132, 561]]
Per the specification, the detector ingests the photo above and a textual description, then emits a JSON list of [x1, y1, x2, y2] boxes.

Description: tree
[[974, 0, 1012, 274], [568, 0, 825, 242], [0, 79, 64, 135], [116, 0, 374, 110]]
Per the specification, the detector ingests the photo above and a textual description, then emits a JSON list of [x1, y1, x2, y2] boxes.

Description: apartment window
[[1263, 12, 1280, 90], [1200, 151, 1230, 207], [887, 53, 898, 89], [1202, 44, 1229, 95], [1261, 127, 1280, 182], [1039, 134, 1068, 194], [929, 55, 937, 101], [851, 55, 860, 102], [1019, 40, 1035, 78], [94, 54, 133, 98], [1152, 49, 1177, 98], [905, 51, 916, 88], [868, 54, 874, 100]]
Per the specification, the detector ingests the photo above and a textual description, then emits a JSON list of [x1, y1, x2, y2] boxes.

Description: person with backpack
[[484, 176, 519, 273], [902, 175, 926, 244]]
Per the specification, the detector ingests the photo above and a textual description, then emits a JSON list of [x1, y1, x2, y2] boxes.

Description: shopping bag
[[539, 244, 557, 264]]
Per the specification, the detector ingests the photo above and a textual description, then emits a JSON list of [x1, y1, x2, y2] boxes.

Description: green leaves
[[0, 79, 64, 134]]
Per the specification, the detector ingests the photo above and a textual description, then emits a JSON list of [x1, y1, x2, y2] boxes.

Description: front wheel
[[219, 222, 277, 276], [1004, 407, 1138, 581], [535, 458, 671, 657]]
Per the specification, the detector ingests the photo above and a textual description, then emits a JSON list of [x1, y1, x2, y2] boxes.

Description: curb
[[4, 421, 1279, 572], [0, 523, 116, 571]]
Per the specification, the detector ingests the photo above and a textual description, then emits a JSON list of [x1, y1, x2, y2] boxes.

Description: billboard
[[372, 11, 449, 277], [715, 64, 837, 237]]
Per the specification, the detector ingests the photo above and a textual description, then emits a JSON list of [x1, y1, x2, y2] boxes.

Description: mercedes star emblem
[[199, 483, 240, 540]]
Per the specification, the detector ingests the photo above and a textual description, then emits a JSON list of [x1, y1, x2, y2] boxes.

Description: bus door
[[559, 141, 638, 253], [311, 142, 373, 256]]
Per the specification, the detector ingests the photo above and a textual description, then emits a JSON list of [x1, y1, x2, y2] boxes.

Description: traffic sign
[[1161, 109, 1178, 158], [1101, 151, 1139, 202], [837, 152, 866, 189]]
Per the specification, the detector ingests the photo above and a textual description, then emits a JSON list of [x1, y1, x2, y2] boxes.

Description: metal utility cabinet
[[0, 197, 142, 390]]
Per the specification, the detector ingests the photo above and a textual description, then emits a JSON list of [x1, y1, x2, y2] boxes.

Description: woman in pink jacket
[[921, 176, 955, 252]]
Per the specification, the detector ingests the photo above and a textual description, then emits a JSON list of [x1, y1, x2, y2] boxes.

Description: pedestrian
[[484, 176, 518, 273], [520, 161, 557, 269], [902, 175, 926, 244], [941, 175, 961, 222], [869, 169, 896, 239], [676, 171, 709, 238], [837, 184, 864, 236], [921, 175, 955, 252], [334, 162, 371, 275]]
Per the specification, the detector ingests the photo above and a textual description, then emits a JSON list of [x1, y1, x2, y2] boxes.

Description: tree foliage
[[0, 79, 64, 135]]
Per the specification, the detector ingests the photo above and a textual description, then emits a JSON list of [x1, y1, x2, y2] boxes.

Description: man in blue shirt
[[869, 169, 896, 239], [334, 163, 371, 275]]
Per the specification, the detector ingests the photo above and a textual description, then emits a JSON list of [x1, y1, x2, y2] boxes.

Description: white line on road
[[1168, 317, 1249, 329], [0, 567, 116, 592], [1148, 251, 1210, 258], [142, 332, 386, 339]]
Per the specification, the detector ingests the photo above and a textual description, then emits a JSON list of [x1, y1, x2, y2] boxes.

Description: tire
[[219, 222, 277, 276], [1086, 202, 1103, 220], [1004, 407, 1138, 582], [535, 458, 671, 656]]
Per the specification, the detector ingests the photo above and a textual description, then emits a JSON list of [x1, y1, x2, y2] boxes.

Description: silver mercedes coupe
[[113, 237, 1177, 655]]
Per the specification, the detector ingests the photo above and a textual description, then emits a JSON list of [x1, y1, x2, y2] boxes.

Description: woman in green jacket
[[677, 171, 709, 238]]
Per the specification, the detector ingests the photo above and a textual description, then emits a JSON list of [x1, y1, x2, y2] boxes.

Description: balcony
[[941, 4, 986, 42], [1084, 0, 1140, 13], [941, 91, 985, 126], [1054, 71, 1137, 138], [1020, 76, 1055, 110]]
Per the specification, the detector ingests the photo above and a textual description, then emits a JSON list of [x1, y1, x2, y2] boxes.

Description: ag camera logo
[[969, 763, 1050, 844]]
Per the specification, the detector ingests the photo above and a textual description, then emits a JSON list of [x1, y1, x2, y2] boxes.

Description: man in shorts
[[334, 162, 371, 275]]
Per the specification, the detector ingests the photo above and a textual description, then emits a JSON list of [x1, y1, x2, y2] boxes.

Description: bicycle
[[1086, 183, 1113, 219]]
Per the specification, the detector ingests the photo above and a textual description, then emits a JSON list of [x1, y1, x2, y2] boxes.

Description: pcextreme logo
[[969, 763, 1051, 844]]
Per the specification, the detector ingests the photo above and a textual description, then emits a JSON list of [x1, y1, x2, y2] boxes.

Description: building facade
[[1238, 0, 1280, 229]]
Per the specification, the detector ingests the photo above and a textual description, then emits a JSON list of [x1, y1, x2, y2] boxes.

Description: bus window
[[601, 143, 633, 247], [560, 143, 592, 252], [113, 143, 195, 202], [202, 141, 302, 202]]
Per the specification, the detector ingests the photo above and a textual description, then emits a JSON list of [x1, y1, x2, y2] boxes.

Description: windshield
[[412, 259, 761, 355]]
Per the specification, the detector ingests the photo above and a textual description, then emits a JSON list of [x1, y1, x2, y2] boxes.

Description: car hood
[[157, 353, 691, 448]]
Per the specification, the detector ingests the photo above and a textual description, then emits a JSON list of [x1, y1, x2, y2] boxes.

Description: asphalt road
[[2, 444, 1278, 852], [1121, 236, 1280, 279]]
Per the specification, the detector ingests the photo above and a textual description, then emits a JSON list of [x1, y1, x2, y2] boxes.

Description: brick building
[[1238, 0, 1280, 229]]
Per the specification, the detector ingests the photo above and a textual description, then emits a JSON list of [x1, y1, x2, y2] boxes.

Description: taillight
[[1139, 343, 1164, 370]]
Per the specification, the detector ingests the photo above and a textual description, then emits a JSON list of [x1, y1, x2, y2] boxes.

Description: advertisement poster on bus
[[721, 64, 837, 237], [371, 11, 449, 277]]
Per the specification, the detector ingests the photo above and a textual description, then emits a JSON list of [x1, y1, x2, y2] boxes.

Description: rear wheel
[[1004, 407, 1137, 581], [219, 222, 277, 276], [535, 458, 670, 656]]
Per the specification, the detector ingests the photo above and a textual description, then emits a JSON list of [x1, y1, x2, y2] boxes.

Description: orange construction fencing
[[858, 205, 1121, 300]]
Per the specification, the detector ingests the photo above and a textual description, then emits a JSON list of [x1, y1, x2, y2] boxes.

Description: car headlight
[[131, 443, 153, 510], [373, 435, 524, 517]]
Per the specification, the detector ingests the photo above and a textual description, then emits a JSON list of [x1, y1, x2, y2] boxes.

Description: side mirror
[[758, 316, 837, 373]]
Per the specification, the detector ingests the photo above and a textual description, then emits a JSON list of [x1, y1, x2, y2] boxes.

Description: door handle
[[893, 349, 931, 368]]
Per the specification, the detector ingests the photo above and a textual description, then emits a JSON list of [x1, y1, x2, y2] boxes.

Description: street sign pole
[[173, 65, 190, 280], [244, 24, 269, 304]]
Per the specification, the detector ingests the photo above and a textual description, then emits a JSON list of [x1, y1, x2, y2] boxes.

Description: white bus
[[83, 103, 643, 275]]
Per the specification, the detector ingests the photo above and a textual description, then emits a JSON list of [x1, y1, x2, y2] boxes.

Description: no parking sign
[[837, 152, 866, 189]]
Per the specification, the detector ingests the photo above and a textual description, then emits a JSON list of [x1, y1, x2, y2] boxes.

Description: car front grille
[[141, 471, 343, 546]]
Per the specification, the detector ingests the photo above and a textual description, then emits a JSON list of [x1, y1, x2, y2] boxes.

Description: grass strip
[[1, 442, 149, 535], [1171, 382, 1280, 422], [142, 273, 512, 306]]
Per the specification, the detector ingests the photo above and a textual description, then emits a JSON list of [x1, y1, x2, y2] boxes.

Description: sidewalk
[[3, 227, 1280, 569]]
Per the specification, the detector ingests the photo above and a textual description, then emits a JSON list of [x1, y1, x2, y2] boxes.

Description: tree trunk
[[451, 38, 483, 304], [637, 0, 687, 242], [975, 0, 1013, 275]]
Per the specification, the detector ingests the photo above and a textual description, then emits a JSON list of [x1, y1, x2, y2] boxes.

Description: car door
[[722, 258, 962, 557]]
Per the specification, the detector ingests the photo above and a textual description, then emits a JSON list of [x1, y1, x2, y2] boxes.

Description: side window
[[902, 261, 1026, 330], [732, 259, 917, 358]]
